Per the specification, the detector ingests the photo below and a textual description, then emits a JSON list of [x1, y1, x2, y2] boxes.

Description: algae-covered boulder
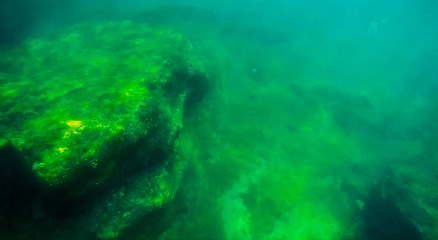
[[0, 20, 208, 236]]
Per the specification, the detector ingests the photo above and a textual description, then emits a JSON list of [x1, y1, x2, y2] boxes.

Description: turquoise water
[[0, 1, 437, 240]]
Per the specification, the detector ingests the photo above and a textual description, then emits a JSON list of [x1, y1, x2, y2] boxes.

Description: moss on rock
[[0, 21, 209, 238]]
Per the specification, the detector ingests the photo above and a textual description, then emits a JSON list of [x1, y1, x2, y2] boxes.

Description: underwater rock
[[0, 21, 209, 238]]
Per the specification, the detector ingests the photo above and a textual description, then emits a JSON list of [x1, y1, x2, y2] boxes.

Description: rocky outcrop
[[0, 21, 209, 239]]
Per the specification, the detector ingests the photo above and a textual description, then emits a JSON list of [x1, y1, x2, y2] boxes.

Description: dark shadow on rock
[[361, 184, 423, 240], [0, 140, 44, 232]]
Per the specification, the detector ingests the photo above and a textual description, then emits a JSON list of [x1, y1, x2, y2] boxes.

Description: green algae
[[0, 21, 209, 238]]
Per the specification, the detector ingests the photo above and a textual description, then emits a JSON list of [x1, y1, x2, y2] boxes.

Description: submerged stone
[[0, 21, 209, 238]]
